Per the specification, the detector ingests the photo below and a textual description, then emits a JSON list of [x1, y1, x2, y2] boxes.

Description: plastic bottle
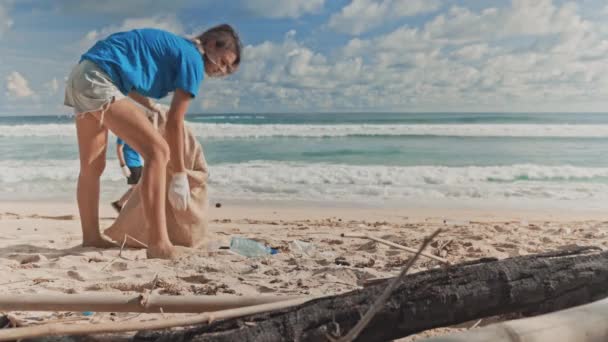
[[291, 240, 317, 257], [230, 237, 277, 257]]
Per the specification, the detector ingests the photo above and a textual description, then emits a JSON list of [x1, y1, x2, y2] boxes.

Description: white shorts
[[64, 60, 125, 121]]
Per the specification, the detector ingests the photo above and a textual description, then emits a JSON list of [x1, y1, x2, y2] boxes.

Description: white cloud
[[81, 15, 184, 48], [424, 0, 588, 44], [238, 31, 334, 88], [197, 30, 370, 112], [244, 0, 324, 18], [6, 72, 34, 98], [5, 0, 608, 114], [45, 78, 59, 94], [208, 0, 608, 113], [55, 0, 208, 16], [342, 26, 430, 59], [0, 3, 14, 38], [329, 0, 441, 35], [452, 44, 494, 60]]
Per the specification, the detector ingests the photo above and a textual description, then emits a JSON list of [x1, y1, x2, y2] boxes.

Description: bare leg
[[117, 186, 135, 207], [75, 114, 117, 248], [102, 99, 176, 259]]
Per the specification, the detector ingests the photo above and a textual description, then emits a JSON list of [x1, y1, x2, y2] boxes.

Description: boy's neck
[[191, 38, 206, 56]]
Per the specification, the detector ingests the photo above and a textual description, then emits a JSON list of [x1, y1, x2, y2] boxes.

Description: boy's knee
[[146, 139, 170, 164], [80, 158, 106, 178]]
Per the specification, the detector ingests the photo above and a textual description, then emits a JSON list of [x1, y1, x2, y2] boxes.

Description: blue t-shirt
[[81, 28, 204, 98], [116, 138, 143, 168]]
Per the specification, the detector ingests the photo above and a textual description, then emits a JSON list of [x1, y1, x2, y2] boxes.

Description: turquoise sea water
[[1, 112, 608, 210]]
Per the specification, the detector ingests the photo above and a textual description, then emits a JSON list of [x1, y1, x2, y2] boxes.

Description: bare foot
[[83, 234, 119, 248], [147, 242, 178, 259], [147, 244, 197, 260]]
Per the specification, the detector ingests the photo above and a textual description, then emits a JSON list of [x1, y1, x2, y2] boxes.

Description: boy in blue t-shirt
[[64, 25, 242, 259], [111, 137, 143, 213]]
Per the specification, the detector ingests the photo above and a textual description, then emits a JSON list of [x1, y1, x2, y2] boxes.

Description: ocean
[[2, 112, 608, 210]]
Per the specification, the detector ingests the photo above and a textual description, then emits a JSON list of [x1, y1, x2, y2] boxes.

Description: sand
[[0, 199, 607, 340]]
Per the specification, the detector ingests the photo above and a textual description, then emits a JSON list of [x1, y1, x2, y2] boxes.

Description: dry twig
[[126, 234, 148, 248], [101, 235, 129, 271], [331, 229, 442, 342], [341, 232, 449, 264]]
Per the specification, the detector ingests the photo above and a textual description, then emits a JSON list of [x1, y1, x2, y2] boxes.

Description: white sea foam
[[1, 160, 125, 181], [3, 123, 608, 138], [2, 160, 608, 204], [190, 123, 608, 138]]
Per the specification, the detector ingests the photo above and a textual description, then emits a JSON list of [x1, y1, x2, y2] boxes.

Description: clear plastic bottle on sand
[[230, 237, 276, 257], [291, 240, 317, 257]]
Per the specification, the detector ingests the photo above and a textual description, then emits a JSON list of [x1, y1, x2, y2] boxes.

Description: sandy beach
[[1, 199, 607, 339], [3, 0, 608, 340]]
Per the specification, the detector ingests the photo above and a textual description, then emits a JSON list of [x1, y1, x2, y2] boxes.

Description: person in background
[[111, 136, 143, 213]]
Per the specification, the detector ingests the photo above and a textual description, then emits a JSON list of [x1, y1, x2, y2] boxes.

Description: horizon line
[[4, 111, 608, 118]]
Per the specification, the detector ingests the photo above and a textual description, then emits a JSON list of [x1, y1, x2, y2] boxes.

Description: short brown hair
[[196, 24, 242, 72]]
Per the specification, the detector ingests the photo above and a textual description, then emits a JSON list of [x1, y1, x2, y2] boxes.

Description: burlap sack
[[104, 123, 209, 248]]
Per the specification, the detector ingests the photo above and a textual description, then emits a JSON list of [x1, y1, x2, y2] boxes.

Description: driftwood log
[[133, 247, 608, 342], [420, 296, 608, 341]]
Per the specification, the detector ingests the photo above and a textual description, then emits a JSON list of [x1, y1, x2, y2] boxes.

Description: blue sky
[[2, 0, 608, 115]]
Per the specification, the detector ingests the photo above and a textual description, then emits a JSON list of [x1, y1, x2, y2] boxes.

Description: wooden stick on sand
[[0, 293, 306, 313], [0, 297, 311, 342], [341, 232, 449, 264]]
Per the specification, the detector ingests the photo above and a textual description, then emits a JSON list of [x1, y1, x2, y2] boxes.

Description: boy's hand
[[121, 165, 131, 178], [168, 172, 190, 210]]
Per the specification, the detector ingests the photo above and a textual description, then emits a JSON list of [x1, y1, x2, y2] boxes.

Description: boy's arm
[[116, 143, 131, 178], [165, 89, 191, 210], [116, 144, 126, 166], [166, 89, 191, 173]]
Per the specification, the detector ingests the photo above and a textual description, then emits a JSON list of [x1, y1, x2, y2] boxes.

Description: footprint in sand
[[492, 242, 518, 249], [257, 285, 276, 293], [87, 256, 108, 263], [263, 269, 281, 276], [67, 270, 86, 282], [9, 254, 47, 265], [178, 274, 211, 284], [356, 241, 377, 253], [111, 262, 128, 271], [541, 236, 553, 243]]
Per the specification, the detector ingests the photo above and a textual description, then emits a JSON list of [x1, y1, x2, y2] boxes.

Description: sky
[[2, 0, 608, 115]]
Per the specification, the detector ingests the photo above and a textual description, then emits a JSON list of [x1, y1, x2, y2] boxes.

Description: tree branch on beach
[[135, 246, 608, 342], [7, 246, 608, 342]]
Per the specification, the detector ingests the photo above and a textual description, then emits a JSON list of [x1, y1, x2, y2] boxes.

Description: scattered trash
[[334, 257, 350, 266], [17, 254, 47, 265], [215, 202, 222, 208], [82, 311, 94, 317], [206, 240, 223, 253], [230, 237, 278, 257], [354, 258, 375, 268], [290, 240, 317, 257], [443, 219, 470, 225]]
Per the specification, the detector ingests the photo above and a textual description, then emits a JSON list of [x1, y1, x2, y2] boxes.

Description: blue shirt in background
[[81, 28, 204, 99], [116, 138, 142, 168]]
